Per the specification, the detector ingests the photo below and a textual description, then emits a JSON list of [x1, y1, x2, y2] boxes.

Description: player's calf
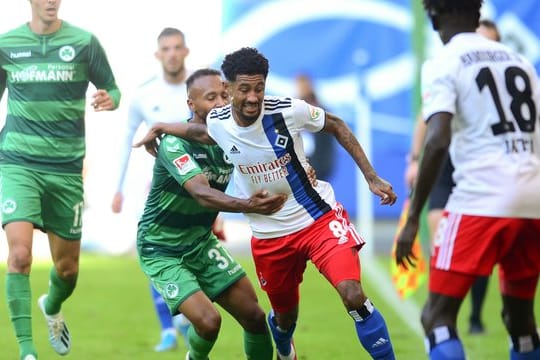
[[267, 310, 297, 360], [349, 299, 395, 360]]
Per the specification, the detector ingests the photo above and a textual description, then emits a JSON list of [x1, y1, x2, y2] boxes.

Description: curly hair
[[221, 47, 269, 82], [423, 0, 483, 17]]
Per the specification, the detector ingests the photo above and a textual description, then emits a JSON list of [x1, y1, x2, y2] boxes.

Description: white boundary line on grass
[[362, 256, 424, 337]]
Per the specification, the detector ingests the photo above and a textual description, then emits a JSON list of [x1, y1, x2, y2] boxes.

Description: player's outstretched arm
[[133, 122, 216, 156], [183, 174, 287, 214], [322, 112, 397, 205]]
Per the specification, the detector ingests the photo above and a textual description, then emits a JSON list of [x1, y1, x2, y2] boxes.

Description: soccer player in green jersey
[[137, 68, 286, 360], [0, 1, 121, 359]]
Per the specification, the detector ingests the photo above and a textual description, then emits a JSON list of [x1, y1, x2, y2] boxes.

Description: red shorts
[[251, 204, 365, 313], [430, 212, 540, 299]]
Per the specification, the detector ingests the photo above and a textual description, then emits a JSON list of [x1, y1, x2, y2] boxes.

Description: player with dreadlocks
[[396, 0, 540, 359]]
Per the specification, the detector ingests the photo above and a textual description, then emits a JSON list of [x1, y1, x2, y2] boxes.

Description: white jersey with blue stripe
[[207, 96, 337, 238]]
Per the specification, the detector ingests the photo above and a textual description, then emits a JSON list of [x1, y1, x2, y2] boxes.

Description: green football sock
[[244, 330, 274, 360], [188, 326, 215, 360], [45, 267, 77, 315], [6, 273, 37, 358]]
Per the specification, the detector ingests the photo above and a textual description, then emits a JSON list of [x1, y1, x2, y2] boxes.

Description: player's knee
[[55, 262, 79, 280], [337, 280, 366, 310], [194, 312, 222, 340], [239, 305, 267, 333], [421, 304, 434, 333], [7, 246, 32, 273]]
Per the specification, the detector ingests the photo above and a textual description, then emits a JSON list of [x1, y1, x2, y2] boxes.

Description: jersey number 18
[[476, 66, 537, 135]]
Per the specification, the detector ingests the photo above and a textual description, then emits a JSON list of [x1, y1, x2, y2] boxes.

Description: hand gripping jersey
[[207, 96, 337, 239], [422, 33, 540, 219], [0, 22, 120, 174], [116, 76, 191, 192]]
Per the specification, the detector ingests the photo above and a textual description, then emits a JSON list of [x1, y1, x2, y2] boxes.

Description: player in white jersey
[[111, 27, 192, 352], [404, 19, 502, 336], [112, 27, 191, 213], [135, 47, 398, 360], [395, 1, 540, 359]]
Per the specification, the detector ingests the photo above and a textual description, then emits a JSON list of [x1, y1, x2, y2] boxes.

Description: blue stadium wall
[[220, 0, 540, 219]]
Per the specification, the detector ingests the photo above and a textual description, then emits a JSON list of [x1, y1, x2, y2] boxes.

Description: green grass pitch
[[0, 254, 538, 359]]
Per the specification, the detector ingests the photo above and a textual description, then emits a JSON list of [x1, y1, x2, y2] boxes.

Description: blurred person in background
[[396, 1, 540, 359], [137, 68, 286, 360], [110, 27, 194, 352], [403, 17, 502, 336], [295, 74, 336, 181], [0, 0, 121, 358]]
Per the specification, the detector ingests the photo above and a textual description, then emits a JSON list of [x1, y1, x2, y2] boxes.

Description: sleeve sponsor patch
[[173, 154, 196, 175], [308, 105, 321, 120]]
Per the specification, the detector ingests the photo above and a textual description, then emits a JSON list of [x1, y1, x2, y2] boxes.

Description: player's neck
[[440, 26, 477, 44], [164, 68, 186, 85], [190, 115, 205, 125], [29, 18, 62, 35]]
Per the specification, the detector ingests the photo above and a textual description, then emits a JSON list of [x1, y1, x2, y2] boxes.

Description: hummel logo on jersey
[[230, 145, 240, 154], [372, 337, 389, 348], [193, 153, 207, 159], [10, 51, 31, 59]]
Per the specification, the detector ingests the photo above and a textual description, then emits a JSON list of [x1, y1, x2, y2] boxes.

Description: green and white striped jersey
[[137, 133, 233, 256], [0, 21, 121, 174]]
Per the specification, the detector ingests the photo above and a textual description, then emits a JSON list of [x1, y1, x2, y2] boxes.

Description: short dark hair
[[221, 47, 269, 82], [423, 0, 483, 26], [186, 68, 221, 93], [157, 27, 185, 42], [478, 19, 501, 42]]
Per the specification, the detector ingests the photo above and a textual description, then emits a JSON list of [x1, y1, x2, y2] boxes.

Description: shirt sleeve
[[88, 34, 121, 108], [291, 98, 326, 132], [421, 57, 457, 122], [115, 96, 145, 192], [158, 135, 203, 186]]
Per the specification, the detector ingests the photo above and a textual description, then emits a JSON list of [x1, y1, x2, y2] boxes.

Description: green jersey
[[0, 21, 121, 174], [137, 132, 234, 257]]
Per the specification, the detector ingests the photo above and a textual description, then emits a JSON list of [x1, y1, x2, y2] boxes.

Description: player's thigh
[[139, 255, 200, 316], [189, 236, 246, 301], [251, 233, 306, 294], [41, 173, 84, 240], [47, 232, 81, 276], [215, 276, 267, 331], [499, 219, 540, 299], [305, 205, 363, 287], [0, 165, 44, 228], [215, 276, 259, 314], [431, 214, 536, 297]]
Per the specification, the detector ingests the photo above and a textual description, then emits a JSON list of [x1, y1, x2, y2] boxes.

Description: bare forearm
[[327, 114, 377, 180], [157, 122, 213, 144], [408, 118, 451, 220], [408, 116, 427, 161], [192, 187, 253, 213]]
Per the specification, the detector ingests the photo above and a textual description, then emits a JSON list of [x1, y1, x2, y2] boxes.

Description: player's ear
[[224, 81, 233, 96], [183, 47, 190, 58], [187, 98, 195, 112]]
